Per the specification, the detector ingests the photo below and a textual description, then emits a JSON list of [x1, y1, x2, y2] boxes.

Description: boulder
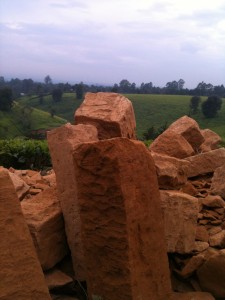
[[73, 138, 172, 300], [150, 130, 194, 159], [44, 268, 73, 290], [209, 230, 225, 248], [160, 190, 199, 253], [150, 152, 190, 189], [168, 115, 204, 149], [21, 187, 69, 271], [185, 148, 225, 177], [8, 170, 29, 200], [197, 249, 225, 298], [195, 226, 209, 242], [0, 167, 51, 300], [202, 194, 225, 208], [177, 254, 206, 278], [74, 92, 136, 139], [193, 241, 209, 253], [200, 129, 221, 152], [47, 123, 99, 280], [169, 292, 215, 300], [211, 165, 225, 199]]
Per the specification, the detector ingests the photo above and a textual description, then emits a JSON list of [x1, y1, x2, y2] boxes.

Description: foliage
[[52, 88, 63, 102], [75, 82, 84, 100], [0, 87, 13, 111], [201, 95, 222, 118], [189, 96, 201, 115], [142, 122, 168, 140], [0, 139, 51, 169]]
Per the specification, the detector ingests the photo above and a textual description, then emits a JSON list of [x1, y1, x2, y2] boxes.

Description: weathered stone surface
[[150, 152, 190, 189], [195, 226, 209, 242], [211, 165, 225, 199], [73, 138, 171, 300], [44, 268, 73, 290], [21, 187, 69, 271], [0, 167, 51, 300], [178, 254, 206, 278], [160, 190, 199, 253], [197, 249, 225, 298], [202, 194, 225, 208], [168, 115, 205, 149], [209, 230, 225, 248], [8, 170, 29, 200], [168, 292, 215, 300], [185, 148, 225, 177], [193, 241, 209, 253], [74, 92, 136, 139], [200, 129, 221, 152], [47, 123, 99, 280], [180, 181, 198, 197], [150, 130, 194, 159]]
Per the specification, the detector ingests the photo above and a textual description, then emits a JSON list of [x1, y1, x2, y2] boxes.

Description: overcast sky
[[0, 0, 224, 88]]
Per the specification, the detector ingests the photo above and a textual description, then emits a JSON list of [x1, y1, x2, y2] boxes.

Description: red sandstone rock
[[168, 115, 205, 149], [211, 165, 225, 199], [169, 292, 215, 300], [74, 92, 136, 139], [200, 129, 221, 152], [202, 195, 225, 208], [177, 254, 206, 278], [150, 152, 190, 189], [8, 170, 29, 200], [160, 190, 199, 253], [195, 226, 209, 242], [73, 138, 171, 300], [185, 148, 225, 177], [0, 167, 51, 300], [209, 230, 225, 248], [197, 249, 225, 298], [47, 123, 99, 280], [21, 187, 69, 270], [150, 130, 194, 159], [44, 268, 73, 290]]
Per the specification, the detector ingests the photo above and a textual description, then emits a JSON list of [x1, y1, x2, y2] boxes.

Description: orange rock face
[[0, 167, 51, 300], [47, 123, 99, 280], [74, 92, 136, 139], [21, 187, 69, 270], [73, 138, 171, 300], [200, 129, 221, 152]]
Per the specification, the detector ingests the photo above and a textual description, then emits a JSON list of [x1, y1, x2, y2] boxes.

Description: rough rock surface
[[8, 170, 30, 199], [74, 92, 136, 139], [150, 130, 195, 159], [200, 128, 221, 152], [47, 123, 99, 280], [21, 187, 69, 271], [44, 268, 73, 290], [168, 292, 215, 300], [211, 165, 225, 199], [160, 190, 199, 253], [0, 167, 51, 300], [197, 249, 225, 298], [185, 148, 225, 177], [150, 152, 190, 189], [168, 115, 204, 149], [73, 138, 171, 300]]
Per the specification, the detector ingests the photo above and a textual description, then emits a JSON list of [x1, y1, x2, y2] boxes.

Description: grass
[[13, 93, 225, 141]]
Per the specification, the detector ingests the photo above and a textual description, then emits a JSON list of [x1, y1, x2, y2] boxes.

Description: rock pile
[[1, 92, 224, 300]]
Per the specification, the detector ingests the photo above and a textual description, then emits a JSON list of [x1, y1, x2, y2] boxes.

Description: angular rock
[[160, 190, 199, 253], [209, 230, 225, 248], [169, 292, 215, 300], [197, 249, 225, 298], [168, 115, 205, 149], [185, 148, 225, 177], [178, 254, 206, 278], [0, 167, 51, 300], [74, 92, 136, 139], [47, 123, 99, 280], [8, 170, 29, 200], [202, 195, 225, 208], [200, 129, 221, 152], [21, 187, 69, 271], [195, 226, 209, 242], [73, 138, 172, 300], [180, 181, 198, 197], [150, 152, 190, 189], [150, 130, 194, 159], [193, 241, 209, 253], [44, 268, 73, 290], [211, 165, 225, 199]]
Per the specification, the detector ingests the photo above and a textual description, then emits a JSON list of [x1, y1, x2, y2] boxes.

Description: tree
[[52, 88, 63, 102], [119, 79, 131, 93], [201, 95, 222, 118], [75, 82, 84, 99], [189, 96, 201, 115], [0, 87, 13, 111], [44, 75, 52, 85]]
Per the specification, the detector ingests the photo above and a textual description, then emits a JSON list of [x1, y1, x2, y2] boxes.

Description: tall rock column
[[73, 138, 172, 300], [47, 123, 98, 280], [0, 167, 51, 300]]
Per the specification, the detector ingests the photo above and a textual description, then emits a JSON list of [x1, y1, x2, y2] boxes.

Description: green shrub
[[0, 139, 51, 169]]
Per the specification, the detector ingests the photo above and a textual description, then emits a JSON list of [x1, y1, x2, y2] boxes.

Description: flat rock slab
[[74, 92, 136, 139], [73, 138, 171, 300], [0, 167, 51, 300]]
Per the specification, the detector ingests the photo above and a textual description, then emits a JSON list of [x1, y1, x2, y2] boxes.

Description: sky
[[0, 0, 225, 88]]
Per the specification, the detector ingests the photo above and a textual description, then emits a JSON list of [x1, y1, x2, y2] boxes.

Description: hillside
[[11, 93, 225, 141]]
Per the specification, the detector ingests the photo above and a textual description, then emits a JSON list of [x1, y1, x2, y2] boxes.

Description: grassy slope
[[15, 93, 225, 141]]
